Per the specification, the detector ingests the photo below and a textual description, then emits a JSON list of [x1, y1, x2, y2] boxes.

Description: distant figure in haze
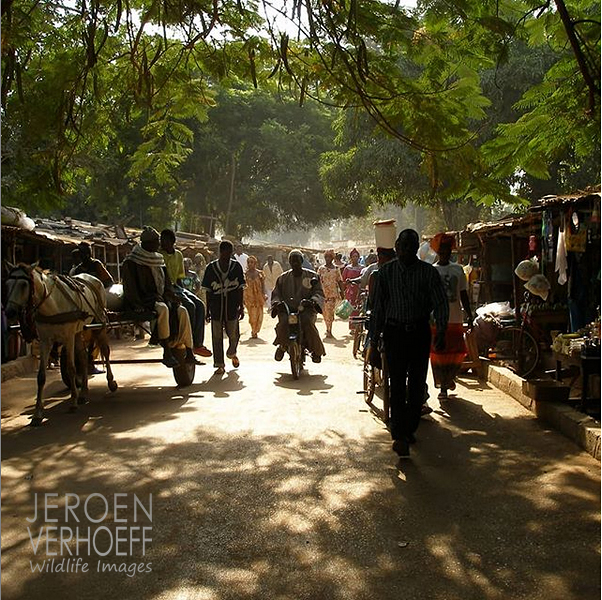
[[244, 256, 267, 339], [333, 252, 346, 273], [318, 249, 344, 338], [182, 257, 202, 296], [233, 242, 249, 271], [262, 255, 283, 309], [193, 253, 208, 303]]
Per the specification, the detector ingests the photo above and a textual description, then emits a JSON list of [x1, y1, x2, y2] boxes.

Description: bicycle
[[354, 314, 390, 423], [483, 293, 545, 378]]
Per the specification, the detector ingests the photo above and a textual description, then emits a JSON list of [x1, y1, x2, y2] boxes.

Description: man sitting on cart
[[271, 250, 326, 364], [121, 226, 200, 368]]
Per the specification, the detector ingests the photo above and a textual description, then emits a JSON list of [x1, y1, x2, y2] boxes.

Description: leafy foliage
[[1, 0, 599, 233]]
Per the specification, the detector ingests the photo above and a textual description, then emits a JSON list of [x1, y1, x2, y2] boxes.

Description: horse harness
[[8, 267, 107, 327]]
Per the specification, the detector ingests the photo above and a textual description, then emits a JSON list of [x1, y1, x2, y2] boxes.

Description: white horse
[[5, 264, 117, 425]]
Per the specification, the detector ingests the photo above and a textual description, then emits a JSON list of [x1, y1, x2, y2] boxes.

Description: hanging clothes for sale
[[555, 219, 568, 285], [541, 210, 554, 263]]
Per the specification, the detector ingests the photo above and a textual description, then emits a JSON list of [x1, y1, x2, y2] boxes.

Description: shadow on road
[[1, 361, 600, 600], [273, 373, 333, 396]]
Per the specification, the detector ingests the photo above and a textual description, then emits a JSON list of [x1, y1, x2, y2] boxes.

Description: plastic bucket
[[374, 219, 396, 248]]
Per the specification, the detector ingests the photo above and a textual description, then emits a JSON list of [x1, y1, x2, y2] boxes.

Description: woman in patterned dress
[[342, 248, 363, 329], [318, 249, 344, 338], [244, 256, 267, 338]]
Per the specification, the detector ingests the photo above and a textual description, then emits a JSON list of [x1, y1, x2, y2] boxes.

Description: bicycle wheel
[[381, 351, 390, 424], [492, 326, 539, 377], [352, 326, 366, 359], [363, 349, 376, 404]]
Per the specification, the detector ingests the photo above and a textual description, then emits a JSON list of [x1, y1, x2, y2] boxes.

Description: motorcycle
[[281, 301, 306, 380], [274, 297, 319, 379]]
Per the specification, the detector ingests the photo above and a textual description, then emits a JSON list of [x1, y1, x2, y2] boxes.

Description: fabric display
[[541, 210, 554, 263], [555, 223, 568, 285], [565, 208, 587, 252]]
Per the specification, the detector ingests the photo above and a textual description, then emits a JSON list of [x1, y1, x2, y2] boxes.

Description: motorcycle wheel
[[289, 341, 301, 380]]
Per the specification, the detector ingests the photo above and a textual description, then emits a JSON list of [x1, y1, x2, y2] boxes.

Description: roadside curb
[[487, 364, 601, 461], [1, 355, 37, 383]]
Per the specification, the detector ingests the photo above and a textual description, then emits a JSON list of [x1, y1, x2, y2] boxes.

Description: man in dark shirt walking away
[[201, 240, 246, 375], [370, 229, 449, 458]]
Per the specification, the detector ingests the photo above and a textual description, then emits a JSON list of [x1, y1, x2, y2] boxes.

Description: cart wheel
[[172, 348, 195, 387]]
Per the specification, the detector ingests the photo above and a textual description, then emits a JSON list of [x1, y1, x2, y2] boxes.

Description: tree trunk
[[553, 0, 599, 114], [224, 151, 236, 235]]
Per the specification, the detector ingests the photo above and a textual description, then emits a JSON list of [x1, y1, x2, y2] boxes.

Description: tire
[[363, 352, 376, 404], [381, 352, 390, 424], [352, 326, 365, 360], [289, 341, 301, 380], [172, 348, 195, 387], [492, 326, 539, 377]]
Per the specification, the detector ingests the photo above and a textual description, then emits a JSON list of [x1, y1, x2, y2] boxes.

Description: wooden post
[[510, 234, 520, 322]]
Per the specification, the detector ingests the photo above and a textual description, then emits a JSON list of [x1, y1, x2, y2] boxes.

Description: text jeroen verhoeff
[[27, 493, 153, 577]]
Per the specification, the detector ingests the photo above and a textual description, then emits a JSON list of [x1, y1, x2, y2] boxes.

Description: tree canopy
[[1, 0, 599, 233]]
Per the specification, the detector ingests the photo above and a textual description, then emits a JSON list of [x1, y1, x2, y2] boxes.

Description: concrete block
[[1, 356, 37, 382], [488, 364, 600, 461]]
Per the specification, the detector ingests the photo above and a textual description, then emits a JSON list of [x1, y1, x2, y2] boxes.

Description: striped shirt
[[370, 257, 449, 342]]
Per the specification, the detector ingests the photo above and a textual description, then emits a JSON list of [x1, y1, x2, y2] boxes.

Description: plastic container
[[374, 219, 396, 249]]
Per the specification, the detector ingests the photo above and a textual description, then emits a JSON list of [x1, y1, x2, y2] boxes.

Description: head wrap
[[140, 226, 160, 243], [288, 249, 303, 262], [349, 248, 360, 258], [430, 233, 456, 254]]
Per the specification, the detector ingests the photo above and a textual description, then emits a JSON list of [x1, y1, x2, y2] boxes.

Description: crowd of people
[[69, 228, 472, 461]]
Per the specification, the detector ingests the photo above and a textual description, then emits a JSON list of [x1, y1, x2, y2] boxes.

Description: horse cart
[[5, 264, 197, 425]]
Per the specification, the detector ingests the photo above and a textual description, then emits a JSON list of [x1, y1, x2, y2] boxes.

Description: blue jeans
[[210, 319, 240, 368], [175, 287, 206, 347]]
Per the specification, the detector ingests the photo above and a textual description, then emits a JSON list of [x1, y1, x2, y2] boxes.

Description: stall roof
[[2, 216, 219, 250], [460, 186, 601, 238], [528, 185, 601, 210], [2, 214, 321, 258]]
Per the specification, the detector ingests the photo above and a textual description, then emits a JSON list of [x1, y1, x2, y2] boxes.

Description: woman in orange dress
[[429, 234, 474, 399], [318, 249, 344, 338], [244, 256, 267, 338]]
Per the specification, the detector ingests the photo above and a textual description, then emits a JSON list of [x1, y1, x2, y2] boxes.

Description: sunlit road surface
[[1, 314, 600, 600]]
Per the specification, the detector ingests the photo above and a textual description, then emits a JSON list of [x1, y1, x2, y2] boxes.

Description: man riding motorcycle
[[271, 250, 326, 364]]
